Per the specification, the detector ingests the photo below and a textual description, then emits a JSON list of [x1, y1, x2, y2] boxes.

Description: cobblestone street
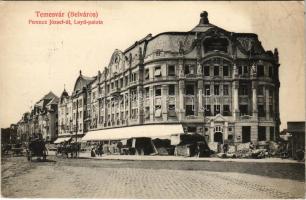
[[1, 156, 305, 198]]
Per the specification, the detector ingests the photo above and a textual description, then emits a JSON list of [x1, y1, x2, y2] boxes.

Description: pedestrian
[[223, 143, 229, 154], [91, 147, 96, 157]]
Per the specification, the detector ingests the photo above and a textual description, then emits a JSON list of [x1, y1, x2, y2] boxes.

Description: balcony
[[144, 76, 177, 84], [129, 80, 139, 88], [110, 87, 121, 96]]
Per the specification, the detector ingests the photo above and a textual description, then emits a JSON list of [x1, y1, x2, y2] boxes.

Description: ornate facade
[[57, 71, 95, 142], [63, 11, 281, 144]]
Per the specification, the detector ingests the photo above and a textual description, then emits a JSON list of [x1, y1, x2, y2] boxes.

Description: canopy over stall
[[81, 124, 184, 141], [54, 137, 71, 144]]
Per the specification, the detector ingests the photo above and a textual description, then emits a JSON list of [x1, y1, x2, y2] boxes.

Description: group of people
[[91, 143, 103, 157], [56, 141, 80, 158]]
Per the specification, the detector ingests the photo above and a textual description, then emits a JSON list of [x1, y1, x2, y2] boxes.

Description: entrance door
[[214, 132, 223, 143], [242, 126, 251, 143]]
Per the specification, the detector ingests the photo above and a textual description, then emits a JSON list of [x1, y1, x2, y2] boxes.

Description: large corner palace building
[[58, 11, 280, 145]]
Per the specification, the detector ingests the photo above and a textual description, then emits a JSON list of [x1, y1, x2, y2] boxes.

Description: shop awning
[[71, 136, 84, 143], [82, 124, 184, 141], [54, 137, 71, 144]]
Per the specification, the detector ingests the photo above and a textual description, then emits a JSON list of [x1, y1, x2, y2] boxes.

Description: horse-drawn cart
[[26, 139, 48, 161]]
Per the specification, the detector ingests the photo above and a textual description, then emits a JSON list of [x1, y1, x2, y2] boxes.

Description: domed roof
[[190, 11, 222, 32]]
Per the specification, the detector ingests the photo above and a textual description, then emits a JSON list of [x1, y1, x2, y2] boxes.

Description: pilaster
[[178, 80, 185, 121], [252, 81, 258, 119], [265, 87, 270, 120], [162, 85, 168, 121], [233, 81, 239, 119]]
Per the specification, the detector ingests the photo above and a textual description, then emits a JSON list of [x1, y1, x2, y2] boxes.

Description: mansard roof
[[41, 91, 58, 101], [99, 11, 277, 80], [35, 91, 59, 108], [72, 70, 95, 95]]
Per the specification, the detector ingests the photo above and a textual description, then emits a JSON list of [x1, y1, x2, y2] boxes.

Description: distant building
[[1, 124, 18, 145], [287, 121, 305, 160], [82, 11, 280, 144], [17, 92, 59, 143]]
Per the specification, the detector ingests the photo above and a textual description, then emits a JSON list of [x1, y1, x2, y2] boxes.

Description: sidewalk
[[78, 152, 304, 164]]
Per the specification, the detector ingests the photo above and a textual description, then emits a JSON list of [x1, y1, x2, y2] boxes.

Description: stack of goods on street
[[211, 141, 283, 159], [174, 134, 211, 157], [152, 138, 174, 156]]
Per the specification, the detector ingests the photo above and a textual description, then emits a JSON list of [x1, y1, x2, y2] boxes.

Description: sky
[[0, 1, 304, 130]]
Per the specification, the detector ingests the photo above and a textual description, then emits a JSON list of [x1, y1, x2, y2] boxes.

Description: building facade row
[[16, 92, 59, 143], [57, 11, 281, 144]]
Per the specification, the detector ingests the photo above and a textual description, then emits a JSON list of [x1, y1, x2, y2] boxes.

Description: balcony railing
[[144, 76, 177, 83]]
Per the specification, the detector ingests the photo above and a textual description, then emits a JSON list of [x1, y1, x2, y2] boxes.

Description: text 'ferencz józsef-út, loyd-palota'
[[28, 11, 103, 25]]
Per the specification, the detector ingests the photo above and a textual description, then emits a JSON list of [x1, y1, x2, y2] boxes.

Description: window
[[185, 65, 195, 75], [214, 105, 221, 115], [223, 65, 229, 76], [269, 66, 273, 78], [239, 105, 248, 116], [145, 87, 149, 98], [243, 66, 248, 74], [257, 65, 265, 77], [269, 89, 273, 98], [214, 85, 220, 95], [238, 66, 243, 75], [184, 65, 190, 75], [269, 105, 274, 117], [145, 107, 150, 119], [168, 104, 176, 117], [154, 66, 161, 77], [223, 85, 229, 96], [204, 66, 210, 76], [214, 66, 219, 76], [185, 105, 194, 116], [258, 126, 266, 141], [187, 127, 196, 133], [120, 78, 123, 88], [270, 127, 275, 141], [205, 85, 210, 96], [106, 84, 110, 93], [186, 85, 194, 95], [131, 73, 137, 82], [145, 69, 149, 80], [228, 135, 234, 142], [239, 84, 248, 96], [155, 105, 162, 117], [204, 105, 212, 116], [111, 82, 114, 89], [125, 76, 128, 85], [242, 126, 251, 143], [168, 65, 175, 76], [155, 87, 161, 96], [169, 85, 175, 95], [257, 85, 264, 96], [223, 105, 231, 116], [258, 105, 265, 117]]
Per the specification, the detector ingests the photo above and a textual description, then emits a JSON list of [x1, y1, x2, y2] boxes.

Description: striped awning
[[54, 137, 71, 144], [82, 124, 183, 141]]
